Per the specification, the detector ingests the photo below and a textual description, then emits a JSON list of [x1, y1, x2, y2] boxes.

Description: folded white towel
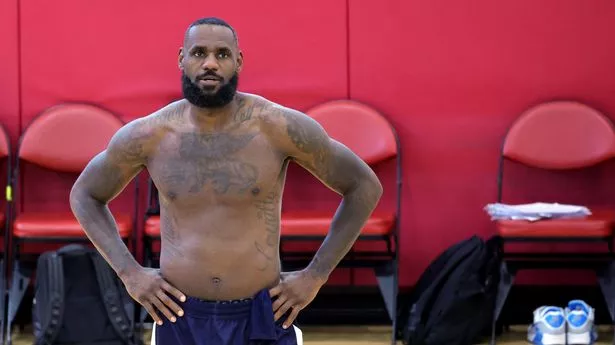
[[484, 202, 591, 221]]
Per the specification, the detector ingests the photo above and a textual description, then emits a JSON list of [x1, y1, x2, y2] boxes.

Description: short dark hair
[[186, 17, 238, 44]]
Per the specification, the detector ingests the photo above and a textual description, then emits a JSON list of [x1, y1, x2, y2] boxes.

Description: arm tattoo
[[280, 108, 383, 281], [283, 109, 349, 193], [121, 138, 146, 165], [70, 121, 150, 278], [285, 114, 328, 168]]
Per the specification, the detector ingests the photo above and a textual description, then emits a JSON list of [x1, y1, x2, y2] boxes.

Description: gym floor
[[8, 325, 615, 344]]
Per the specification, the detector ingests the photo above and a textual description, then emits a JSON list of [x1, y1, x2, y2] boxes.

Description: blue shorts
[[150, 288, 303, 345]]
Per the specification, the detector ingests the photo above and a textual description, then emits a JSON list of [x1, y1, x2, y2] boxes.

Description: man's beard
[[182, 72, 239, 108]]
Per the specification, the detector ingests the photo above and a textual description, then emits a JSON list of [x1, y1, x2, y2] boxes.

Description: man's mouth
[[199, 79, 220, 86], [197, 75, 222, 87]]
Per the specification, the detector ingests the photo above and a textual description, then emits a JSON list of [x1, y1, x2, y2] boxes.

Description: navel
[[167, 191, 177, 201], [251, 187, 261, 196]]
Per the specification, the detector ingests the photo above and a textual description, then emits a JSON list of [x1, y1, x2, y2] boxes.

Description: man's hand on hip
[[121, 266, 186, 325], [269, 270, 326, 329]]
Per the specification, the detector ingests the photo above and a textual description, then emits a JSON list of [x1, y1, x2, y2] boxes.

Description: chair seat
[[497, 208, 615, 238], [281, 211, 396, 237], [13, 212, 133, 238], [144, 212, 396, 238], [145, 216, 161, 237]]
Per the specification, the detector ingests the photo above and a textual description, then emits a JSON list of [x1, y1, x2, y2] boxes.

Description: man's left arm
[[267, 106, 383, 326]]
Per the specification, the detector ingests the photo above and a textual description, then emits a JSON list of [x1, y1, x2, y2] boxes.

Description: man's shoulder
[[147, 99, 187, 126], [123, 100, 185, 135], [109, 100, 185, 152], [240, 93, 311, 128], [240, 93, 327, 156]]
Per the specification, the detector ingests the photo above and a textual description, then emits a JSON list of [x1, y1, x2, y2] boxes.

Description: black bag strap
[[35, 251, 66, 345], [90, 253, 134, 345]]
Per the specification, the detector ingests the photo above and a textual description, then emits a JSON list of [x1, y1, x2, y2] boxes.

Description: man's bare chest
[[147, 130, 285, 203]]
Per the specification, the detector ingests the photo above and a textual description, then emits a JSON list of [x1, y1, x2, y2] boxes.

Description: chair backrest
[[0, 125, 11, 161], [0, 124, 12, 206], [306, 100, 398, 165], [19, 103, 124, 173], [502, 101, 615, 170]]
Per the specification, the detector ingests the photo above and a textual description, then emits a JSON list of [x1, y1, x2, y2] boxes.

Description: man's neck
[[187, 97, 240, 131]]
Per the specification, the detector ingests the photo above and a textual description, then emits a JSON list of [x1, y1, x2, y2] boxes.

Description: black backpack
[[32, 244, 138, 345], [399, 235, 502, 345]]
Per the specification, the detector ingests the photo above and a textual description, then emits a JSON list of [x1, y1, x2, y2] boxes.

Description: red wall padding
[[18, 0, 348, 122], [2, 0, 615, 288], [0, 0, 20, 142]]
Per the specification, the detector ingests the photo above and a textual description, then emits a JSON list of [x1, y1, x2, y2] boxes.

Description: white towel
[[484, 202, 591, 221]]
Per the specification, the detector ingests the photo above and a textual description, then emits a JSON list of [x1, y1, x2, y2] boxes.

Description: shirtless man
[[69, 17, 383, 345]]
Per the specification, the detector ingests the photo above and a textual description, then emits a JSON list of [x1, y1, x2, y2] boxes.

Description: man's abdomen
[[157, 216, 281, 301]]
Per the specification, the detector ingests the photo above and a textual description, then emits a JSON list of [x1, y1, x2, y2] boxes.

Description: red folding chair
[[490, 101, 615, 344], [280, 100, 401, 344], [4, 103, 139, 344]]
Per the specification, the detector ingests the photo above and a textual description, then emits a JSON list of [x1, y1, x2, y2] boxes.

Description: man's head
[[179, 17, 243, 108]]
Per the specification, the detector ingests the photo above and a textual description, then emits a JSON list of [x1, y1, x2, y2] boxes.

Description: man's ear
[[236, 50, 244, 72], [178, 47, 184, 70]]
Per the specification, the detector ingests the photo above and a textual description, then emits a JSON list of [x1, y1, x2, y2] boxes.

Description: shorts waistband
[[188, 296, 253, 304], [180, 294, 259, 318]]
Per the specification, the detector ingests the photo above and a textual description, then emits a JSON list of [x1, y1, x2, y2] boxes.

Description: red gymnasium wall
[[1, 0, 615, 288], [0, 0, 20, 143]]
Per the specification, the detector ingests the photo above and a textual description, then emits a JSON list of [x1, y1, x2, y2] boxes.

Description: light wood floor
[[7, 325, 615, 344]]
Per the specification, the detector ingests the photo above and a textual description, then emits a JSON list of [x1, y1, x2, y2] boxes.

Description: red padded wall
[[349, 0, 615, 286], [18, 0, 347, 122], [0, 0, 20, 142]]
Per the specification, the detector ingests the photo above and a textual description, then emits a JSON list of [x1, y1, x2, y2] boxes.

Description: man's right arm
[[69, 119, 149, 278], [71, 117, 185, 325]]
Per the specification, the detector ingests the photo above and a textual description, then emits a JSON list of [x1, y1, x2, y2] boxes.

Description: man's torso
[[143, 94, 290, 300]]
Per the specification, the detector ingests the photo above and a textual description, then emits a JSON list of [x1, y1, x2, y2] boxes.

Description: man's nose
[[202, 54, 219, 70]]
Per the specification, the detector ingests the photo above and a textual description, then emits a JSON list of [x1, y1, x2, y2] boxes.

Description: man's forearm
[[70, 190, 140, 278], [306, 180, 382, 281]]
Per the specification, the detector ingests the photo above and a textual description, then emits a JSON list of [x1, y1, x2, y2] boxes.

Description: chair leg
[[143, 237, 150, 267], [491, 260, 515, 345], [0, 257, 6, 345], [391, 259, 399, 345], [5, 259, 30, 345], [374, 259, 398, 345]]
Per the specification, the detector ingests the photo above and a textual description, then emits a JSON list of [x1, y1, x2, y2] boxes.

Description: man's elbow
[[69, 182, 99, 211], [368, 175, 384, 203], [69, 183, 86, 211], [354, 171, 383, 206]]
